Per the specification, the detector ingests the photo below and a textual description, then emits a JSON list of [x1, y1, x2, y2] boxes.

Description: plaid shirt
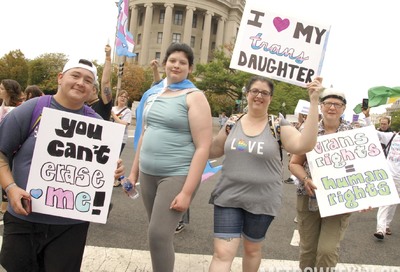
[[296, 119, 355, 196]]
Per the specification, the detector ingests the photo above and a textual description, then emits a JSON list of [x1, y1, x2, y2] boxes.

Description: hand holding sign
[[307, 76, 324, 102], [303, 176, 318, 197]]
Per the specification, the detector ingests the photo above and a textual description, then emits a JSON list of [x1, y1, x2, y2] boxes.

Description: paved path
[[0, 235, 397, 272], [81, 245, 398, 272]]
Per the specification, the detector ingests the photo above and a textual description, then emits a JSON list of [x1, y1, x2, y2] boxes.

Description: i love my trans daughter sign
[[230, 0, 330, 87]]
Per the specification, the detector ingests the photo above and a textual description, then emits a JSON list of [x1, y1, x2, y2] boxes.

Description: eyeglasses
[[248, 88, 271, 97], [322, 102, 344, 109]]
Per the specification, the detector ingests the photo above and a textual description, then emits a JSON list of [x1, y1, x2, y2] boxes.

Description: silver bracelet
[[4, 182, 17, 194]]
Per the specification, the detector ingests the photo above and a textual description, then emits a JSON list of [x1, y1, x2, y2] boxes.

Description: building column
[[215, 17, 226, 49], [200, 11, 213, 64], [183, 6, 196, 45], [127, 5, 138, 63], [160, 3, 174, 62], [140, 3, 153, 65]]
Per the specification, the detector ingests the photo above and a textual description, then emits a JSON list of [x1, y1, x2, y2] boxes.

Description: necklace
[[87, 98, 99, 105]]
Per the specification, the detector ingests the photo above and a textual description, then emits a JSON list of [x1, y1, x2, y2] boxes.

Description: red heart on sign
[[273, 17, 290, 32]]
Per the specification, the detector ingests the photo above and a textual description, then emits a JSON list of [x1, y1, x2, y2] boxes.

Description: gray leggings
[[139, 172, 197, 272]]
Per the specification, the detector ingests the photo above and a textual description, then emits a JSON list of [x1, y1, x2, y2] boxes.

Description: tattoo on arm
[[103, 87, 112, 102]]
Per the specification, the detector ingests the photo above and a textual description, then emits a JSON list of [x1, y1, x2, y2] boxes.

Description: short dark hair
[[25, 85, 44, 100], [244, 76, 274, 96], [162, 43, 194, 67]]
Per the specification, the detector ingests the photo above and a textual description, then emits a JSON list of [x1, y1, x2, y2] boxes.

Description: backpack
[[29, 95, 98, 134], [12, 95, 98, 158]]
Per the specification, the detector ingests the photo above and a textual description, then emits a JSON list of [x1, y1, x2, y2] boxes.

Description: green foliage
[[28, 53, 68, 93], [0, 50, 29, 88], [268, 80, 310, 116], [0, 46, 311, 116], [389, 109, 400, 131], [120, 62, 147, 102], [193, 47, 252, 115]]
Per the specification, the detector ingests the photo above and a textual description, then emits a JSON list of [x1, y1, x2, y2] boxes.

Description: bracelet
[[4, 182, 17, 194], [303, 176, 310, 182]]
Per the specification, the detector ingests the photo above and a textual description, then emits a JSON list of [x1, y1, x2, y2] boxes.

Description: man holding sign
[[0, 59, 124, 271]]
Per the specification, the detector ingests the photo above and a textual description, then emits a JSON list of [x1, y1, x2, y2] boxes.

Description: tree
[[29, 53, 68, 93], [193, 47, 252, 115], [0, 50, 29, 87], [389, 109, 400, 131], [268, 80, 310, 116], [120, 62, 147, 103]]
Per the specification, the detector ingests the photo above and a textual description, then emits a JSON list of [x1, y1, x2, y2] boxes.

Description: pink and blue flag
[[201, 161, 222, 182], [116, 0, 136, 57]]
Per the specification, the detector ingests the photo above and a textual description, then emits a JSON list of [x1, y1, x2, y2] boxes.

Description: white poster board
[[306, 126, 400, 217], [230, 0, 330, 87], [294, 99, 310, 116], [26, 108, 125, 224]]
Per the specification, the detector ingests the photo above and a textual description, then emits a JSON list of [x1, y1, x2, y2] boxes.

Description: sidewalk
[[81, 245, 398, 272], [0, 235, 397, 272]]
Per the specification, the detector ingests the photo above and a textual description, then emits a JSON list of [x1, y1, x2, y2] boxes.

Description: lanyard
[[143, 79, 167, 131]]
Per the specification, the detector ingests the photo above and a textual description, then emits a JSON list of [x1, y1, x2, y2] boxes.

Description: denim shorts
[[213, 205, 274, 242]]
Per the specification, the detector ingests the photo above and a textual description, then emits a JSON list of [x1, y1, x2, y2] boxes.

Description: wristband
[[4, 182, 17, 194]]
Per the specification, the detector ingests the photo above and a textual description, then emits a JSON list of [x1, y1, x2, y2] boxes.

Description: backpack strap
[[116, 107, 127, 116], [12, 96, 98, 161], [268, 114, 282, 161], [29, 95, 98, 135], [83, 104, 99, 118], [384, 133, 397, 157], [29, 95, 52, 134]]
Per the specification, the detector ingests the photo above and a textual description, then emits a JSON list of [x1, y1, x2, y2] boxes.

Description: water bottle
[[308, 195, 319, 212], [120, 176, 139, 199]]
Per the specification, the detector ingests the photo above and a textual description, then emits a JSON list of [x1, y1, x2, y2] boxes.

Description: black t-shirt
[[88, 98, 112, 120]]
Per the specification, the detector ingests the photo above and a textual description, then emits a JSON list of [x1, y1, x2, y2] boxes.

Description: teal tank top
[[140, 91, 201, 176]]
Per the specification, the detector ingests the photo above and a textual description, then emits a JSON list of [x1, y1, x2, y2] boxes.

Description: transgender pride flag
[[116, 0, 136, 57], [201, 161, 222, 182]]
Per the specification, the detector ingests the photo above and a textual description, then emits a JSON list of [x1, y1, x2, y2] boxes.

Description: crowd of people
[[0, 41, 398, 272]]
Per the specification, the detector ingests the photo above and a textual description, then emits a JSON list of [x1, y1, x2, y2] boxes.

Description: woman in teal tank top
[[128, 43, 212, 272]]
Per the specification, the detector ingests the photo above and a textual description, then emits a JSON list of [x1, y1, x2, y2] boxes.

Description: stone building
[[126, 0, 245, 66]]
